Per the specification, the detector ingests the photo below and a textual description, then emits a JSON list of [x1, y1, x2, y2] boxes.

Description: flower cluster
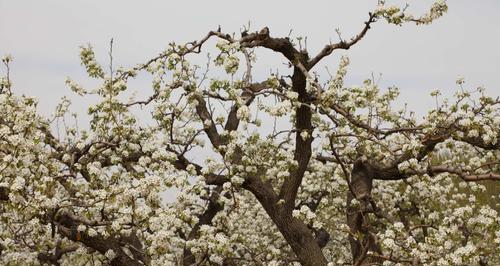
[[0, 2, 498, 264]]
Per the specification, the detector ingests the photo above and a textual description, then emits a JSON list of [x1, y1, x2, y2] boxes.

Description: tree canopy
[[0, 1, 499, 265]]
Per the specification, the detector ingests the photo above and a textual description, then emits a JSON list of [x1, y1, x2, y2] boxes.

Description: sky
[[1, 0, 499, 119]]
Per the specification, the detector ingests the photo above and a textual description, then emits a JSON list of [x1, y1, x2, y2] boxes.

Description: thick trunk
[[272, 63, 327, 265], [279, 63, 313, 212], [275, 215, 328, 266], [346, 160, 383, 265], [244, 176, 328, 266]]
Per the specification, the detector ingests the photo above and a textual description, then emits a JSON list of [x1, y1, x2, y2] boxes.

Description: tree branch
[[55, 212, 147, 266], [183, 186, 224, 265], [428, 165, 500, 182], [279, 64, 313, 213], [308, 13, 377, 69]]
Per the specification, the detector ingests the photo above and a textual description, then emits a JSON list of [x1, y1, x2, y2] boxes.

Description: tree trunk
[[346, 160, 383, 265], [244, 175, 328, 266], [275, 215, 329, 266]]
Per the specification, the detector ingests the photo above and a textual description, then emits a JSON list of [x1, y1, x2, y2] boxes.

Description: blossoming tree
[[1, 1, 499, 265]]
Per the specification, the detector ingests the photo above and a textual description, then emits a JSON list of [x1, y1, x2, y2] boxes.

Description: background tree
[[0, 1, 499, 265]]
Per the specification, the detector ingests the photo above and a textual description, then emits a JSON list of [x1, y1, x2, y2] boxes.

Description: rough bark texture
[[275, 216, 328, 266], [0, 187, 9, 201], [347, 160, 383, 265], [244, 60, 327, 265], [244, 176, 328, 266], [279, 62, 313, 213]]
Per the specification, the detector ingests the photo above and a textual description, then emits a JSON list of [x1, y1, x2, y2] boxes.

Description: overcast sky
[[1, 0, 499, 119]]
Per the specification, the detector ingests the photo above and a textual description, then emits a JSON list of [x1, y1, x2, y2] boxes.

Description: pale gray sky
[[1, 0, 499, 118]]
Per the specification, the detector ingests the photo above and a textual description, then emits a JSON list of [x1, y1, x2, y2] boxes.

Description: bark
[[346, 160, 383, 265], [266, 59, 328, 265], [192, 44, 328, 265], [56, 212, 149, 266], [183, 186, 223, 266], [244, 176, 328, 266], [0, 187, 8, 201], [279, 63, 313, 213], [275, 215, 328, 266]]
